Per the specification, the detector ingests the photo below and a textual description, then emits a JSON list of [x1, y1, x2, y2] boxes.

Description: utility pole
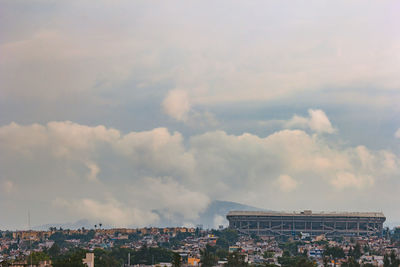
[[128, 252, 130, 266], [28, 210, 32, 267]]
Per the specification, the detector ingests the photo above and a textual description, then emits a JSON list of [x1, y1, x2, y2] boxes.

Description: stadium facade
[[226, 210, 385, 237]]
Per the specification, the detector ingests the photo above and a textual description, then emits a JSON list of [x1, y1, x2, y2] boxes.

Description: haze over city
[[1, 0, 400, 231]]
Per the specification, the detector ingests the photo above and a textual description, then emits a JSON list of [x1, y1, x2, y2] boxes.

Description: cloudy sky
[[1, 0, 400, 229]]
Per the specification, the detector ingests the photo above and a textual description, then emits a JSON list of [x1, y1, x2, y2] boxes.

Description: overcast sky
[[1, 0, 400, 229]]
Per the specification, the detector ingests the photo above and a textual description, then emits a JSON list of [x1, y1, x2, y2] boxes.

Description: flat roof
[[227, 210, 385, 218]]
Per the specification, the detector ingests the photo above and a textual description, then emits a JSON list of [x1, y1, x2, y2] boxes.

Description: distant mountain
[[197, 200, 267, 229], [153, 200, 267, 229], [33, 200, 268, 230], [32, 219, 94, 231]]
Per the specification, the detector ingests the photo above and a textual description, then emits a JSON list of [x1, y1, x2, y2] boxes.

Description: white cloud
[[86, 162, 100, 182], [2, 1, 399, 114], [308, 109, 335, 134], [1, 180, 15, 194], [54, 197, 159, 227], [213, 215, 228, 229], [0, 121, 400, 228], [1, 0, 400, 228], [286, 109, 335, 134], [161, 89, 219, 128], [129, 177, 210, 221], [330, 172, 374, 190], [395, 129, 400, 138], [276, 175, 298, 193], [162, 89, 191, 121]]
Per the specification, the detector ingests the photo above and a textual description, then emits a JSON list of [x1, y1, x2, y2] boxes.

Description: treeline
[[277, 241, 400, 267], [277, 242, 316, 267], [11, 245, 175, 267]]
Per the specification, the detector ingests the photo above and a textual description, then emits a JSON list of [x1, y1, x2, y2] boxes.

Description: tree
[[383, 251, 400, 267], [353, 243, 362, 260], [4, 231, 13, 239], [216, 237, 229, 249], [279, 241, 303, 256], [323, 246, 345, 259], [295, 258, 316, 267], [250, 233, 262, 243], [48, 243, 61, 257], [213, 229, 239, 246], [93, 248, 120, 267], [278, 254, 316, 267], [172, 253, 181, 267], [52, 249, 86, 267], [393, 227, 400, 241], [216, 248, 228, 259], [29, 251, 50, 265], [200, 245, 218, 267], [49, 231, 66, 245], [195, 227, 201, 237], [342, 257, 360, 267], [264, 251, 274, 259], [225, 252, 248, 267], [130, 246, 173, 265], [323, 256, 329, 267]]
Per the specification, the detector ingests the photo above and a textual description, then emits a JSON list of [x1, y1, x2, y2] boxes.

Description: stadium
[[226, 210, 385, 237]]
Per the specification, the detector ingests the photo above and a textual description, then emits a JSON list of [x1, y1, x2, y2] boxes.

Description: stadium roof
[[227, 210, 385, 218]]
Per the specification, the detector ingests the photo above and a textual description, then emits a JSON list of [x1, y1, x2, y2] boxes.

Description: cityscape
[[0, 210, 400, 266], [1, 0, 400, 266]]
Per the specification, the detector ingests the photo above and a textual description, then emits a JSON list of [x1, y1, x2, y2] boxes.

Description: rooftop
[[227, 210, 385, 218]]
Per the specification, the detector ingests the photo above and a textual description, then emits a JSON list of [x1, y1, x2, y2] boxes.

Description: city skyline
[[1, 1, 400, 230]]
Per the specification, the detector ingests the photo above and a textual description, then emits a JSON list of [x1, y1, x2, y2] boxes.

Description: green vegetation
[[48, 229, 96, 247], [392, 227, 400, 243], [200, 244, 218, 267], [212, 228, 239, 249], [278, 250, 316, 267], [323, 245, 345, 259], [52, 249, 87, 267], [250, 233, 262, 243], [95, 246, 174, 266], [48, 243, 61, 257], [16, 246, 175, 267], [383, 251, 400, 267], [348, 243, 362, 260], [263, 251, 274, 258], [279, 241, 305, 256], [93, 248, 120, 267], [29, 251, 50, 265], [226, 251, 248, 267], [172, 252, 182, 267], [342, 257, 360, 267], [198, 229, 241, 266]]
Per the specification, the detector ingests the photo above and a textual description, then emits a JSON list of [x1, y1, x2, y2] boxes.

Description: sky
[[1, 0, 400, 230]]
